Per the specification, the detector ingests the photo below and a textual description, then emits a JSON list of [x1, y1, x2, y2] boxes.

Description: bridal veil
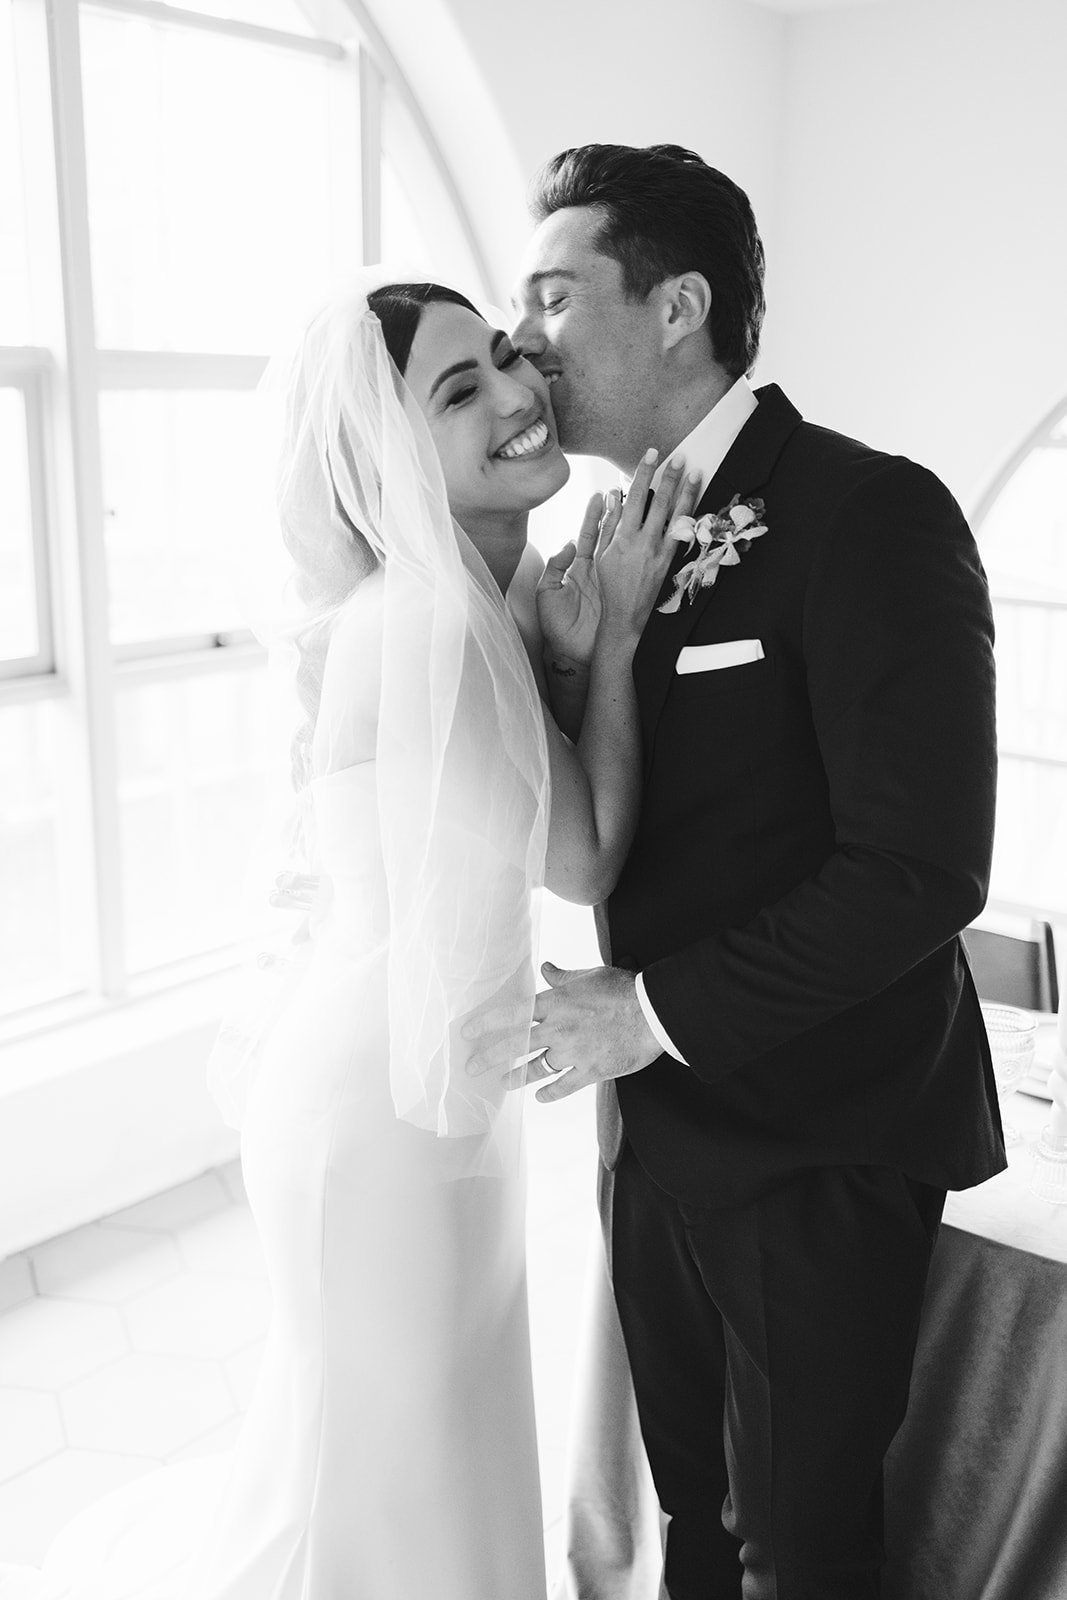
[[208, 275, 550, 1149]]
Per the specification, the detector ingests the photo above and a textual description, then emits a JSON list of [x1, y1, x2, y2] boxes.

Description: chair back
[[961, 921, 1060, 1013]]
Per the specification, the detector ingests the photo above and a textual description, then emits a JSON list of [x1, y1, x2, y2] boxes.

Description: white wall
[[397, 0, 1064, 517], [437, 0, 786, 218], [382, 0, 789, 305], [764, 0, 1067, 513]]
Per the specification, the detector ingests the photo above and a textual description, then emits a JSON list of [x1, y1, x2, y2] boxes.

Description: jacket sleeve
[[640, 458, 998, 1079]]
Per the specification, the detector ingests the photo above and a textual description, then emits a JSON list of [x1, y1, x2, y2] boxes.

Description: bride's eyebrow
[[427, 331, 507, 400]]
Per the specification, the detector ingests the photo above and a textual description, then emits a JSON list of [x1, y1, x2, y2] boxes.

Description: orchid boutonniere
[[657, 495, 768, 615]]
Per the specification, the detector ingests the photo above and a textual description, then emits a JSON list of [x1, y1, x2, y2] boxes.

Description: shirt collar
[[631, 375, 758, 503]]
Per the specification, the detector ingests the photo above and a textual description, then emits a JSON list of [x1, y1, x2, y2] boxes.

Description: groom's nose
[[510, 308, 545, 359]]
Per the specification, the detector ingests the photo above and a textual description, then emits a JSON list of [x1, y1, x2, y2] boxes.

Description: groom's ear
[[659, 272, 713, 352]]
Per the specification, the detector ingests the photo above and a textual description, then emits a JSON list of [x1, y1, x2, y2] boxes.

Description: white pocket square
[[675, 639, 765, 675]]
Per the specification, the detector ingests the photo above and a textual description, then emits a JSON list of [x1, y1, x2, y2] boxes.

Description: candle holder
[[1031, 1123, 1067, 1205]]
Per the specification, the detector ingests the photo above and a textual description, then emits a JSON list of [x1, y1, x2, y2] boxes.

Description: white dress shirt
[[631, 376, 759, 1065]]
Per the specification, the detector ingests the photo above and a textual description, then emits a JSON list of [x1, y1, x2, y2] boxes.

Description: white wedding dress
[[1, 561, 549, 1600]]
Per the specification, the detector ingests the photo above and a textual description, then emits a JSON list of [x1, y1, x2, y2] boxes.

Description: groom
[[505, 145, 1003, 1598]]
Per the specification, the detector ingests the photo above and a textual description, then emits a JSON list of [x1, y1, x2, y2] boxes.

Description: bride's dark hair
[[367, 282, 483, 373], [286, 282, 484, 793]]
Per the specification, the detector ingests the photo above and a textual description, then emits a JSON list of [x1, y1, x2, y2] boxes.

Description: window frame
[[0, 0, 491, 1030], [0, 349, 55, 680], [973, 396, 1067, 929]]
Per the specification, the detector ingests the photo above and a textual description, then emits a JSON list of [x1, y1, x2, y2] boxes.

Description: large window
[[974, 400, 1067, 924], [1, 0, 487, 1026]]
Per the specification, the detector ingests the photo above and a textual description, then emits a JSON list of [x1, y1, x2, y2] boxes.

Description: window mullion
[[359, 45, 382, 266], [46, 0, 128, 999], [25, 369, 56, 675]]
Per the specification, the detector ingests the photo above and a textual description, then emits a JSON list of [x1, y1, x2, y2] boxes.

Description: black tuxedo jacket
[[608, 383, 1006, 1206]]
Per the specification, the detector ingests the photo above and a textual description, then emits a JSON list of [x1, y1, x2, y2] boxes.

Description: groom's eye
[[542, 295, 567, 314]]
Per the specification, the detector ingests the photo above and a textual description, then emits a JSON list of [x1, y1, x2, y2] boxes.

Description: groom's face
[[511, 206, 663, 471]]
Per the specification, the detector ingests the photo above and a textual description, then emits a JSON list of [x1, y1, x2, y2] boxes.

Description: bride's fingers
[[597, 488, 624, 552], [665, 471, 702, 535], [636, 458, 686, 540], [538, 542, 575, 590], [574, 492, 604, 555], [617, 448, 658, 530], [574, 497, 603, 562]]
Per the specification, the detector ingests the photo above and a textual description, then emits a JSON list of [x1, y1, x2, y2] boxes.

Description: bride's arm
[[535, 506, 603, 742], [542, 457, 699, 905]]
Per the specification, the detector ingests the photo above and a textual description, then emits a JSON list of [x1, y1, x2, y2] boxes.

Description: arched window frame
[[972, 395, 1067, 933], [0, 0, 490, 1032]]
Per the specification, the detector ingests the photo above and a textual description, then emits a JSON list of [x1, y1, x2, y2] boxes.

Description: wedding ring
[[539, 1050, 564, 1074]]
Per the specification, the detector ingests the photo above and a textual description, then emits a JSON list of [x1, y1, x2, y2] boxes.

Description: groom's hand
[[523, 962, 661, 1103]]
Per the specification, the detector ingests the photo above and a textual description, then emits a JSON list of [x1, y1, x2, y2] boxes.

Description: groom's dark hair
[[530, 144, 765, 378]]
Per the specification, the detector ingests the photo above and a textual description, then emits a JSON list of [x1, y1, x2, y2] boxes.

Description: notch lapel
[[633, 385, 804, 770]]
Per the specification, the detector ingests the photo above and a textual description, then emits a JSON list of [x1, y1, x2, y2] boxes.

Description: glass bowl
[[980, 1002, 1038, 1147]]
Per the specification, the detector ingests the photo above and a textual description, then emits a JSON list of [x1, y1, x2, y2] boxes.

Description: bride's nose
[[493, 369, 534, 418]]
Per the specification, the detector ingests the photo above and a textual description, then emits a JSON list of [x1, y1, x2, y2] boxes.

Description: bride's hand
[[535, 494, 606, 669], [596, 452, 702, 642]]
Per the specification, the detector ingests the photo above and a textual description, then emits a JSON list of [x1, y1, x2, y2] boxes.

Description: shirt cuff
[[634, 970, 688, 1064]]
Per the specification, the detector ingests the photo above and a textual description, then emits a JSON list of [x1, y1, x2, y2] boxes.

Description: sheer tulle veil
[[207, 271, 550, 1148]]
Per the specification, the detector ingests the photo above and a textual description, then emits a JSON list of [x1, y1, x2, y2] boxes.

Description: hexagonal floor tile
[[176, 1206, 266, 1278], [99, 1172, 230, 1235], [0, 1389, 65, 1484], [31, 1224, 183, 1304], [0, 1255, 34, 1315], [0, 1297, 128, 1389], [61, 1351, 235, 1457], [0, 1449, 156, 1565], [124, 1274, 273, 1361]]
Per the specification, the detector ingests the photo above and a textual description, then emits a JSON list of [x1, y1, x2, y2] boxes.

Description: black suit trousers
[[610, 1142, 946, 1600]]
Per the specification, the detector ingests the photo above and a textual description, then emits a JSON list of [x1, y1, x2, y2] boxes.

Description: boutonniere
[[657, 495, 768, 615]]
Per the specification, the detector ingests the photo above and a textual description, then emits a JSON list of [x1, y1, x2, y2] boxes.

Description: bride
[[1, 275, 696, 1600]]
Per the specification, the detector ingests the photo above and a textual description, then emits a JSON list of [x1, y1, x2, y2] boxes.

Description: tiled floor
[[0, 1090, 600, 1583]]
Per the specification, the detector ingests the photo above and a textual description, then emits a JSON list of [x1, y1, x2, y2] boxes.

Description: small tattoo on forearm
[[549, 662, 578, 678]]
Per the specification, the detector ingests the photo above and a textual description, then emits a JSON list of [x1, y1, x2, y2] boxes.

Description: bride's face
[[404, 303, 569, 525]]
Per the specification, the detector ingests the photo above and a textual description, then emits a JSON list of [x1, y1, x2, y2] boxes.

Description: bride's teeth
[[497, 419, 549, 460]]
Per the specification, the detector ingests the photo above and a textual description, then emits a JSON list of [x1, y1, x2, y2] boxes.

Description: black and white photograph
[[1, 0, 1065, 1596]]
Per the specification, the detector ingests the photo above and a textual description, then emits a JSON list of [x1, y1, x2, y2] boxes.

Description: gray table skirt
[[884, 1225, 1067, 1600], [554, 1175, 1067, 1600]]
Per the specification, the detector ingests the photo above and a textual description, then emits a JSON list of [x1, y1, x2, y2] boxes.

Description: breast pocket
[[668, 650, 774, 699], [675, 638, 765, 675]]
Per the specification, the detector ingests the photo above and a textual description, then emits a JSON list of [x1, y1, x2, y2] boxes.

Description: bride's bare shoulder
[[321, 571, 385, 707], [330, 567, 385, 648]]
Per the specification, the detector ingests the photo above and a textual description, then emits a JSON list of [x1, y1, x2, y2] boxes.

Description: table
[[555, 1020, 1067, 1600], [884, 1057, 1067, 1600]]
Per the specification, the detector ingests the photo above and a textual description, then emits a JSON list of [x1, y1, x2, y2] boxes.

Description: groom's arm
[[640, 458, 997, 1077]]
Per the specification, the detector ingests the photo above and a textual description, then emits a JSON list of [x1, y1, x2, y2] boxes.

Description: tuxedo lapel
[[633, 384, 803, 767]]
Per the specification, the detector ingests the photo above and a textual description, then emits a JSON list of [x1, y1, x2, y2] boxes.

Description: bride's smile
[[494, 413, 552, 460]]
